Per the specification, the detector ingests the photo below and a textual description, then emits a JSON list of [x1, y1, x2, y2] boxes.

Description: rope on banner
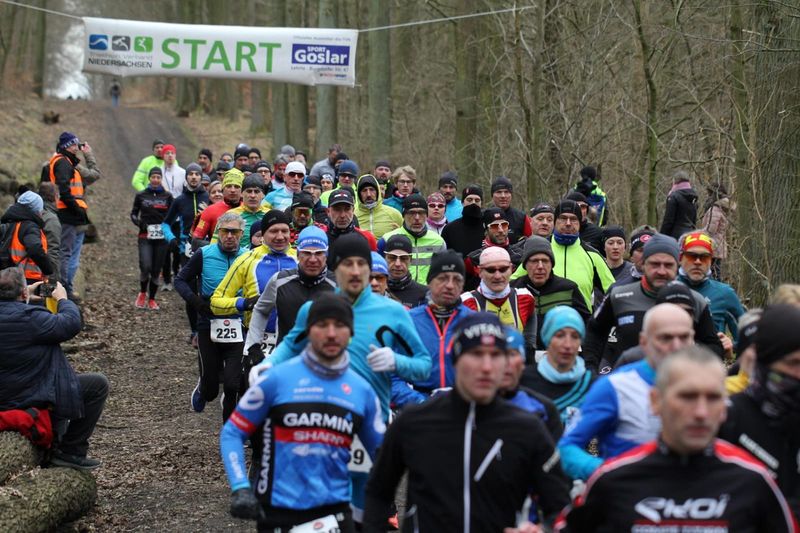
[[0, 0, 535, 31]]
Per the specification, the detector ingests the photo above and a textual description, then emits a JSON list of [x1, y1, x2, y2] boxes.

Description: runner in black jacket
[[363, 313, 570, 532]]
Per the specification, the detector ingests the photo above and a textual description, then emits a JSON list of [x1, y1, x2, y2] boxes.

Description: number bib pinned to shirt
[[260, 331, 277, 355], [289, 514, 339, 533], [147, 224, 164, 240], [347, 434, 373, 473], [210, 318, 243, 343]]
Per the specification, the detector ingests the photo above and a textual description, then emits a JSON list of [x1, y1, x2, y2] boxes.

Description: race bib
[[210, 318, 243, 343], [147, 224, 164, 240], [260, 332, 277, 355], [347, 434, 373, 473], [289, 514, 339, 533]]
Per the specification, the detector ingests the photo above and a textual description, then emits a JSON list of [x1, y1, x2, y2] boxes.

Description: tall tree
[[453, 0, 479, 181], [314, 0, 338, 159], [270, 0, 289, 156], [286, 1, 309, 151], [368, 0, 391, 161]]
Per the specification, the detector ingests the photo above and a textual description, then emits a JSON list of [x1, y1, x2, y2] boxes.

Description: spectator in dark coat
[[660, 170, 698, 240], [0, 191, 53, 283], [0, 267, 107, 470]]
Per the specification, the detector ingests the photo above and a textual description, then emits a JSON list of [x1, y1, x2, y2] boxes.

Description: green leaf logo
[[134, 36, 153, 53]]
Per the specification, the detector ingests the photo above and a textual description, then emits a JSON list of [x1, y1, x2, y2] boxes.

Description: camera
[[78, 142, 87, 150], [40, 281, 56, 298]]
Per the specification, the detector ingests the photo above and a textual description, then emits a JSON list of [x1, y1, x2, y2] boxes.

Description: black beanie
[[149, 167, 163, 177], [530, 203, 554, 217], [655, 280, 695, 315], [630, 228, 656, 252], [438, 171, 458, 188], [462, 184, 484, 201], [242, 174, 264, 192], [755, 304, 800, 366], [307, 293, 354, 333], [580, 166, 597, 181], [554, 199, 581, 219], [261, 209, 291, 232], [385, 234, 412, 254], [453, 312, 507, 360], [482, 207, 508, 228], [602, 225, 626, 244], [491, 176, 513, 194], [403, 193, 428, 214], [152, 138, 166, 149], [427, 250, 466, 283], [328, 233, 372, 270]]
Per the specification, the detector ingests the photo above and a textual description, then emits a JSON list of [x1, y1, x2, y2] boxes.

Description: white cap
[[285, 161, 306, 175]]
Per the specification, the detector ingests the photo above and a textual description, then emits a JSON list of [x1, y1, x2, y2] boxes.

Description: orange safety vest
[[48, 154, 88, 210], [9, 222, 48, 281]]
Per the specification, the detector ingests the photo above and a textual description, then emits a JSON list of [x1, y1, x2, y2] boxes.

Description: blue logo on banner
[[291, 44, 350, 66], [88, 34, 109, 50]]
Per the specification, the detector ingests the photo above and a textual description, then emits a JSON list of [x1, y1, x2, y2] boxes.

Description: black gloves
[[230, 488, 263, 521], [242, 296, 260, 311], [169, 238, 180, 252], [191, 295, 211, 315], [247, 344, 265, 366]]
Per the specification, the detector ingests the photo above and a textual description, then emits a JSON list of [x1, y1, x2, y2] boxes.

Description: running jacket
[[378, 226, 446, 284], [210, 204, 270, 247], [210, 245, 297, 328], [263, 288, 432, 419], [558, 359, 660, 481], [130, 186, 172, 238], [513, 273, 590, 349], [461, 287, 537, 354], [354, 175, 403, 239], [220, 355, 385, 520], [555, 439, 798, 532], [678, 273, 745, 340], [161, 185, 209, 246], [362, 391, 571, 532], [390, 303, 474, 407]]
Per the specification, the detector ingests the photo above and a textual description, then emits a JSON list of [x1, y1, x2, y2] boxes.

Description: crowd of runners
[[0, 133, 797, 532]]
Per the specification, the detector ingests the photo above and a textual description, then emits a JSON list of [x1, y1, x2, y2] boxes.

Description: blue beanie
[[297, 225, 328, 252], [58, 131, 80, 151], [505, 327, 526, 362], [337, 160, 359, 177], [17, 191, 44, 214], [371, 252, 389, 276], [541, 306, 586, 348]]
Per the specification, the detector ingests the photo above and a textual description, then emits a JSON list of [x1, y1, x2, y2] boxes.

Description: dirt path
[[45, 100, 250, 532]]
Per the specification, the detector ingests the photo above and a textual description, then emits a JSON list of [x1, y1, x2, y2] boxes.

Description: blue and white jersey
[[220, 355, 385, 510], [557, 359, 660, 481]]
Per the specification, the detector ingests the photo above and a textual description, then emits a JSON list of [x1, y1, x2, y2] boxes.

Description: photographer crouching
[[0, 266, 107, 470]]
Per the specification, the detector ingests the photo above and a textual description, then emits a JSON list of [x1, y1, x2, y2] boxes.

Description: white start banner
[[82, 17, 358, 86]]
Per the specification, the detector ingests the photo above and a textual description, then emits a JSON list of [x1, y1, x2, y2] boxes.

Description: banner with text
[[82, 17, 358, 86]]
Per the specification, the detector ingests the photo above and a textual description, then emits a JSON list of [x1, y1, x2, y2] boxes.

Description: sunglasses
[[287, 172, 304, 178], [488, 221, 509, 230], [386, 253, 411, 263], [428, 203, 445, 209], [684, 251, 712, 262], [482, 265, 511, 274], [219, 228, 243, 236]]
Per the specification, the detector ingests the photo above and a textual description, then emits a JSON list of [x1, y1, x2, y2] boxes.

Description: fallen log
[[0, 433, 97, 532]]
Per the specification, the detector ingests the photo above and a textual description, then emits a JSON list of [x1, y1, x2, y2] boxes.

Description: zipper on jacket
[[474, 439, 503, 482], [463, 401, 475, 533]]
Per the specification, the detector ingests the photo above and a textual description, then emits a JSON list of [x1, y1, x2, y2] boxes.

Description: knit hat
[[255, 160, 271, 171], [307, 293, 354, 333], [328, 188, 355, 206], [453, 312, 507, 360], [291, 192, 315, 210], [375, 160, 391, 169], [427, 250, 465, 282], [357, 174, 379, 194], [285, 161, 306, 176], [427, 192, 446, 205], [185, 162, 203, 175], [565, 191, 588, 204], [280, 144, 296, 157], [541, 306, 586, 348], [162, 144, 176, 155], [438, 171, 458, 188], [234, 145, 249, 160], [755, 304, 800, 366], [736, 308, 762, 354], [655, 280, 695, 315], [385, 234, 412, 254], [152, 138, 166, 149], [630, 227, 656, 253], [371, 252, 389, 276], [242, 174, 264, 192], [304, 176, 322, 189], [148, 167, 163, 177], [580, 166, 597, 181], [328, 232, 372, 270], [222, 168, 245, 188], [57, 132, 80, 151], [462, 184, 483, 201], [479, 246, 511, 266], [642, 233, 680, 262], [491, 176, 513, 194], [17, 191, 43, 214], [521, 236, 555, 265], [297, 225, 328, 252], [602, 225, 626, 245], [530, 203, 554, 217], [681, 231, 714, 255], [506, 327, 526, 361], [260, 209, 291, 232], [199, 148, 213, 159], [338, 160, 359, 177], [402, 193, 427, 214], [554, 199, 581, 219], [482, 207, 508, 228], [216, 161, 232, 172]]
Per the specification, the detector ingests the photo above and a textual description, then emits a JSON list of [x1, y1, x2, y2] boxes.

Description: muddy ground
[[13, 97, 253, 532]]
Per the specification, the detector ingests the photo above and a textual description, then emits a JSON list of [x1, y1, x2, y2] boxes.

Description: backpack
[[0, 407, 54, 448], [0, 222, 14, 270]]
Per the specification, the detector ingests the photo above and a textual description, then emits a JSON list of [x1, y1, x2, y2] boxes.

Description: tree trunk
[[453, 0, 479, 182], [250, 0, 270, 135], [287, 1, 309, 151], [315, 0, 338, 159], [31, 0, 46, 97], [368, 0, 392, 162], [271, 0, 289, 155]]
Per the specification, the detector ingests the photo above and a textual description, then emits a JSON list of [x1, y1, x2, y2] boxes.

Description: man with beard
[[489, 176, 531, 243], [464, 207, 526, 290], [353, 174, 402, 238], [438, 171, 462, 221], [442, 184, 485, 257]]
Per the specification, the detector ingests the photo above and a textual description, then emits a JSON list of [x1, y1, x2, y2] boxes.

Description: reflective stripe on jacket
[[48, 154, 87, 210], [10, 222, 48, 281]]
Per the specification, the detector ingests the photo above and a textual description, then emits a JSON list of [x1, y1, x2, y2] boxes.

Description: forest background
[[1, 0, 798, 306]]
